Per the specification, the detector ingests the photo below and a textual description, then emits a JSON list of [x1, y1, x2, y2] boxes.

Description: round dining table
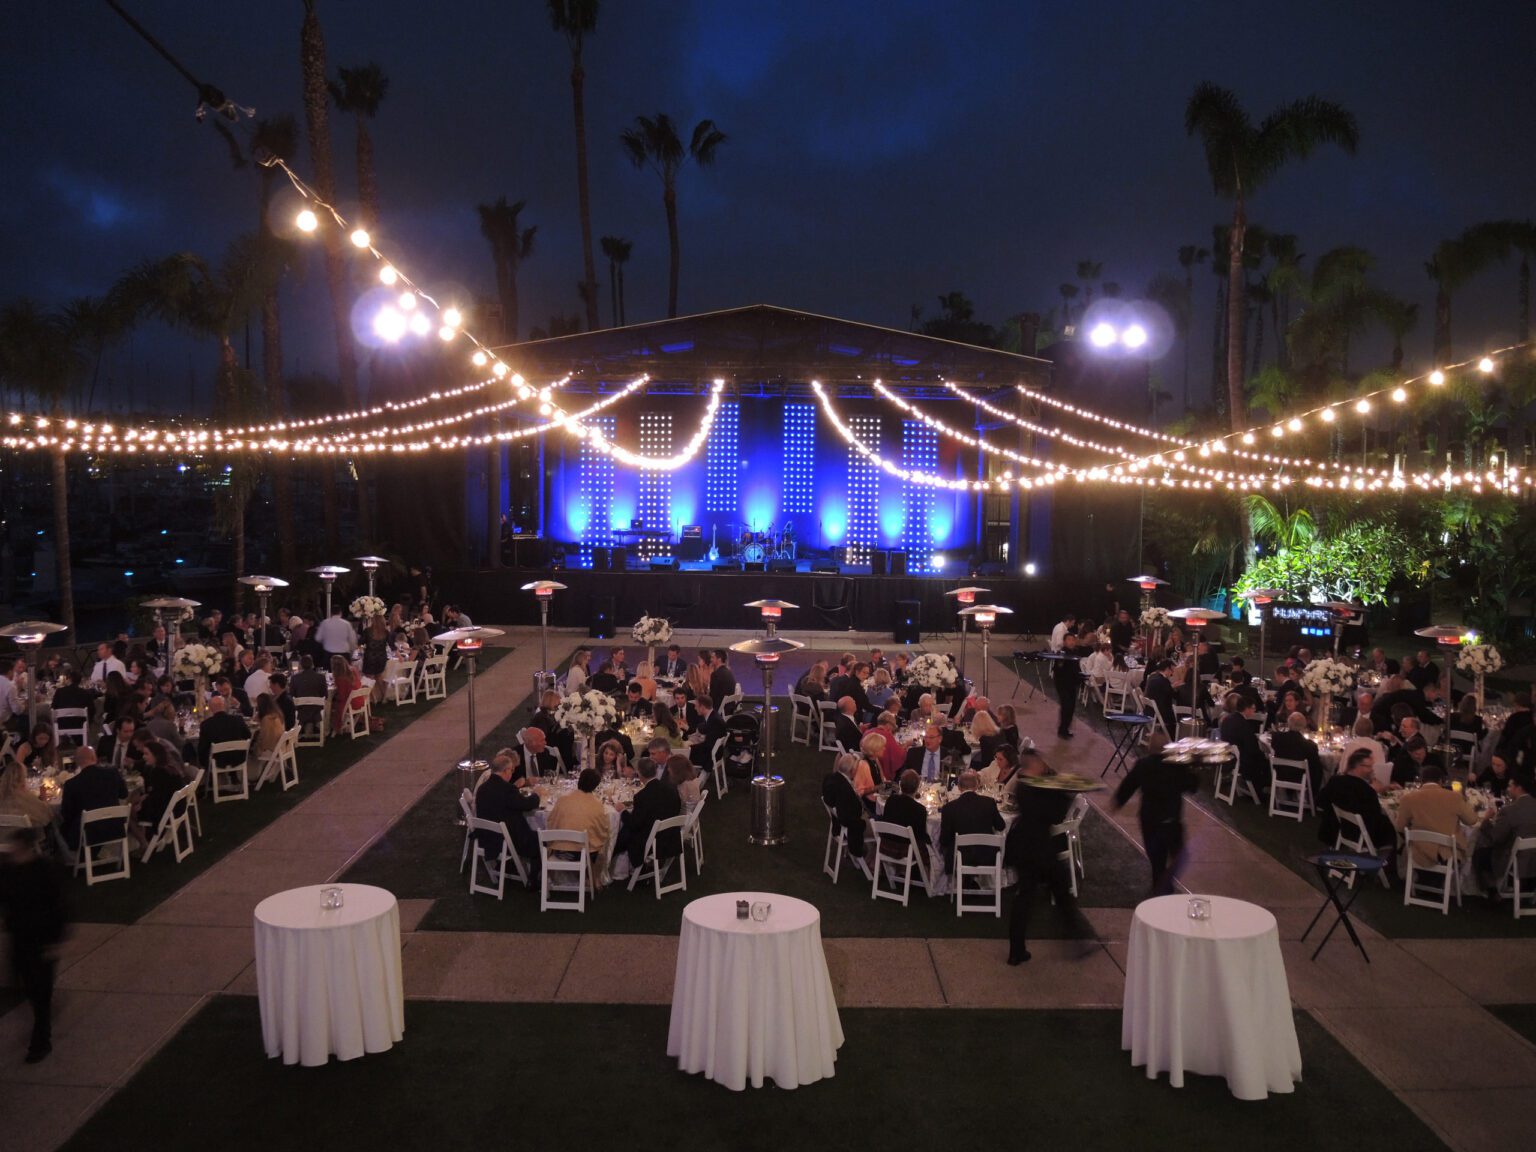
[[1121, 894, 1301, 1100], [667, 891, 842, 1091], [253, 883, 404, 1067]]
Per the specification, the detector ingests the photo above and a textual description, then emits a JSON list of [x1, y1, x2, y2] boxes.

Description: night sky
[[4, 0, 1535, 409]]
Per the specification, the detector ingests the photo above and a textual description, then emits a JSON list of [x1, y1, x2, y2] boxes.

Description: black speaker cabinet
[[589, 596, 615, 639], [871, 550, 889, 576], [894, 599, 921, 644], [889, 551, 908, 576], [591, 546, 611, 571]]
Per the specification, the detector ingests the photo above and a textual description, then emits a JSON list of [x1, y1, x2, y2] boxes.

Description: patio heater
[[744, 599, 798, 638], [945, 586, 990, 679], [521, 579, 567, 697], [438, 625, 504, 824], [142, 596, 200, 670], [307, 565, 351, 621], [729, 634, 804, 847], [0, 621, 68, 733], [238, 576, 289, 649], [958, 604, 1013, 699], [1128, 574, 1169, 655], [1322, 601, 1363, 657], [355, 555, 389, 599], [1239, 587, 1284, 681], [1168, 607, 1227, 688]]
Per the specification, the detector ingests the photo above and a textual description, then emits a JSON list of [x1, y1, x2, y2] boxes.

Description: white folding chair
[[293, 696, 328, 748], [1102, 672, 1132, 716], [869, 820, 930, 906], [816, 701, 841, 752], [683, 792, 707, 875], [537, 828, 591, 912], [1060, 793, 1090, 883], [381, 658, 418, 706], [626, 814, 689, 898], [208, 739, 251, 804], [1447, 730, 1478, 773], [183, 767, 204, 836], [0, 813, 33, 829], [458, 789, 477, 872], [54, 707, 90, 747], [74, 806, 132, 885], [1403, 828, 1461, 914], [420, 653, 449, 700], [468, 816, 530, 899], [719, 691, 744, 719], [341, 688, 371, 740], [253, 728, 300, 792], [1500, 836, 1536, 919], [1048, 818, 1080, 898], [822, 800, 850, 883], [953, 832, 1006, 917], [1331, 806, 1391, 888], [710, 736, 729, 798], [789, 693, 815, 746], [141, 783, 196, 864], [1268, 756, 1315, 820]]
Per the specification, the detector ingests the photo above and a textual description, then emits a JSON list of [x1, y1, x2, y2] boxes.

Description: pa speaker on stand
[[894, 599, 921, 645], [589, 596, 615, 639]]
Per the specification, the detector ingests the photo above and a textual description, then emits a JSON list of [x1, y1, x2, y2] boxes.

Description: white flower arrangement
[[172, 643, 224, 679], [1457, 643, 1504, 676], [1141, 606, 1172, 630], [350, 595, 387, 620], [554, 689, 619, 738], [1300, 657, 1355, 698], [1096, 626, 1113, 647], [631, 614, 674, 646], [906, 652, 959, 690]]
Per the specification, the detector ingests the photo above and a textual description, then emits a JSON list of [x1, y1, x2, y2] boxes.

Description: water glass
[[1187, 896, 1211, 921], [750, 901, 772, 922], [321, 886, 345, 910]]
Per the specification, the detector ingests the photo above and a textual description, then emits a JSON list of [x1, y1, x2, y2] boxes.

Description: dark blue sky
[[3, 0, 1534, 408]]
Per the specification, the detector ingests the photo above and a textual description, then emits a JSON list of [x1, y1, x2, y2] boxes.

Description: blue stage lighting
[[901, 420, 938, 573], [577, 415, 616, 567], [637, 413, 674, 561], [705, 401, 740, 515], [782, 402, 816, 515], [845, 415, 881, 565]]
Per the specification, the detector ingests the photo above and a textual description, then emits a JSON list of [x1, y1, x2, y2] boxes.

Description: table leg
[[1305, 870, 1371, 962]]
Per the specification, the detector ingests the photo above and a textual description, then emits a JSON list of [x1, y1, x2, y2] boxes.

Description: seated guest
[[1218, 694, 1269, 801], [59, 747, 126, 852], [1227, 656, 1252, 687], [0, 758, 55, 829], [136, 740, 183, 832], [891, 651, 911, 685], [685, 652, 712, 702], [624, 681, 653, 719], [242, 653, 273, 706], [1395, 763, 1480, 866], [49, 669, 97, 722], [708, 649, 737, 710], [608, 647, 630, 684], [866, 667, 897, 713], [902, 725, 947, 782], [565, 648, 591, 693], [268, 673, 296, 730], [1475, 753, 1514, 799], [1474, 770, 1536, 897], [529, 690, 577, 769], [666, 754, 702, 809], [230, 649, 257, 694], [1141, 660, 1177, 734], [795, 661, 829, 705], [631, 663, 658, 701], [1389, 733, 1430, 787], [1450, 693, 1486, 741], [995, 704, 1021, 753], [211, 675, 250, 719], [822, 753, 869, 874], [328, 657, 360, 737], [589, 662, 620, 693], [688, 696, 725, 772], [868, 647, 887, 671], [473, 751, 539, 883], [651, 703, 684, 746], [96, 713, 141, 768], [870, 712, 904, 781], [832, 697, 864, 754], [15, 723, 62, 774], [595, 725, 634, 762], [546, 767, 613, 887], [969, 708, 1002, 771], [659, 644, 687, 681], [615, 754, 682, 869], [197, 696, 253, 768], [979, 743, 1020, 789], [907, 693, 939, 728], [289, 656, 329, 726], [1317, 747, 1395, 859], [596, 739, 631, 779], [828, 663, 871, 720], [520, 726, 562, 777], [251, 694, 285, 760], [1271, 711, 1326, 796], [851, 736, 882, 804], [940, 769, 1004, 868], [130, 727, 188, 782], [878, 769, 932, 874]]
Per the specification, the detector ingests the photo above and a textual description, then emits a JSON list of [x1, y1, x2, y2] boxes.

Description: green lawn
[[61, 997, 1448, 1152], [67, 649, 508, 925]]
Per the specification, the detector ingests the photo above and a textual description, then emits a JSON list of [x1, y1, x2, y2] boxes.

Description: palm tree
[[1244, 494, 1316, 553], [327, 63, 389, 229], [476, 198, 536, 343], [620, 113, 726, 318], [600, 234, 632, 326], [1185, 83, 1359, 434], [1056, 283, 1079, 332], [300, 0, 362, 550], [1177, 244, 1208, 408], [1076, 260, 1103, 310], [1264, 233, 1304, 372], [548, 1, 601, 331], [1427, 220, 1536, 363]]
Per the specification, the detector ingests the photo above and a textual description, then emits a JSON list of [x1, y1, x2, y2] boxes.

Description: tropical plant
[[1244, 493, 1316, 552], [920, 292, 996, 346], [1232, 518, 1420, 607], [1264, 232, 1303, 371], [476, 198, 536, 343], [1184, 83, 1359, 434], [1056, 282, 1079, 330], [548, 1, 601, 331], [1426, 219, 1536, 363], [600, 235, 632, 327], [620, 113, 726, 318], [327, 62, 389, 228], [1075, 260, 1103, 310]]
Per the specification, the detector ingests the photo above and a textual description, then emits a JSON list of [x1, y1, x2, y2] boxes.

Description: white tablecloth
[[1122, 894, 1300, 1100], [667, 891, 842, 1090], [253, 883, 404, 1067]]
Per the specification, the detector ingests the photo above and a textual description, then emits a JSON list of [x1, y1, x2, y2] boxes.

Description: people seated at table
[[651, 704, 684, 747], [995, 704, 1021, 753], [15, 724, 62, 774], [906, 693, 939, 729], [1450, 693, 1486, 741], [979, 744, 1020, 789], [196, 697, 252, 768], [473, 751, 540, 883], [47, 669, 95, 725], [624, 682, 653, 719], [1317, 747, 1395, 860], [1271, 712, 1326, 796], [1268, 689, 1305, 731], [902, 725, 946, 782], [664, 753, 702, 810], [687, 696, 725, 771], [708, 649, 737, 709], [1474, 753, 1514, 798], [1389, 733, 1430, 786], [616, 754, 682, 870], [794, 661, 829, 706], [130, 726, 189, 782], [1371, 679, 1441, 732], [890, 651, 911, 685], [878, 769, 932, 874], [267, 673, 295, 731], [327, 657, 361, 737], [1218, 693, 1269, 801], [940, 769, 1004, 869], [546, 767, 613, 887], [289, 656, 328, 724], [136, 739, 183, 833], [866, 668, 896, 713], [565, 648, 591, 694], [1141, 660, 1177, 734], [589, 661, 621, 694], [969, 708, 1002, 771], [1405, 649, 1441, 692], [658, 645, 687, 681], [1474, 770, 1536, 898], [1394, 763, 1480, 866], [829, 661, 871, 720], [832, 697, 864, 754], [1080, 642, 1112, 685], [58, 747, 126, 852], [849, 738, 881, 806], [87, 641, 127, 688], [251, 694, 285, 760], [1047, 612, 1076, 651], [520, 726, 562, 777], [1109, 610, 1136, 652], [529, 690, 577, 768], [0, 759, 55, 829], [821, 753, 869, 875], [868, 712, 904, 781], [595, 738, 630, 780], [210, 675, 250, 720], [605, 646, 629, 684], [96, 712, 141, 768]]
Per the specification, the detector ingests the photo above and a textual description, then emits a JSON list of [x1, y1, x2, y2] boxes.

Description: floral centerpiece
[[1457, 641, 1503, 708], [1299, 657, 1355, 729], [1140, 606, 1171, 630], [172, 643, 223, 716], [1095, 626, 1113, 648], [631, 613, 673, 671], [906, 652, 959, 692], [349, 595, 387, 621], [555, 689, 620, 770]]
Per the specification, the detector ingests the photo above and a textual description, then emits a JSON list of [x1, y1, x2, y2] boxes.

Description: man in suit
[[473, 751, 539, 884], [708, 649, 737, 710], [95, 713, 141, 768], [1405, 649, 1441, 691], [1395, 763, 1482, 866], [624, 682, 653, 719], [901, 725, 946, 783], [1142, 660, 1178, 735], [615, 756, 682, 868], [659, 645, 687, 681], [689, 696, 726, 773], [289, 656, 329, 728], [1053, 634, 1085, 738], [520, 726, 562, 777], [822, 754, 869, 874], [47, 669, 97, 720], [1218, 693, 1269, 801], [1113, 735, 1199, 895], [528, 690, 577, 770], [1475, 770, 1536, 897], [1318, 747, 1395, 855], [58, 747, 127, 852], [1005, 757, 1094, 965], [878, 769, 932, 875], [828, 664, 871, 721], [1495, 693, 1534, 766], [939, 769, 1004, 870], [196, 696, 253, 769], [832, 696, 864, 754], [1371, 681, 1442, 732], [1271, 711, 1326, 796]]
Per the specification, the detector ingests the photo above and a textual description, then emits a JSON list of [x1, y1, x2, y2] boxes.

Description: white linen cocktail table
[[1122, 894, 1301, 1100], [253, 883, 404, 1067], [667, 891, 842, 1091]]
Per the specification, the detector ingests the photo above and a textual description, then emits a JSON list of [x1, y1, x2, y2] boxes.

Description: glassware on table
[[1187, 896, 1212, 921], [321, 886, 345, 909], [751, 901, 772, 922]]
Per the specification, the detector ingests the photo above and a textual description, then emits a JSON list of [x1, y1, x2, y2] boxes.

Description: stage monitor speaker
[[768, 558, 796, 573], [871, 550, 889, 576], [811, 563, 840, 574], [894, 599, 921, 644], [712, 562, 737, 573], [649, 557, 678, 571], [589, 596, 615, 639], [677, 536, 706, 561], [591, 546, 611, 571], [889, 551, 908, 576], [743, 561, 766, 573]]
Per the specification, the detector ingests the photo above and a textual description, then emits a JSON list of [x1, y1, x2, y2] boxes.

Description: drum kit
[[735, 522, 796, 567]]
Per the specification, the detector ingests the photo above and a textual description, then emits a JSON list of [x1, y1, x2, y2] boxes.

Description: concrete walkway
[[4, 630, 1534, 1152]]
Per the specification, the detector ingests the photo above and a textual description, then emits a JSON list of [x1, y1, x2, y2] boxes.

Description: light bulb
[[472, 350, 488, 367], [1478, 356, 1495, 374], [438, 326, 455, 341], [350, 228, 370, 248], [399, 292, 417, 310], [296, 209, 319, 232], [442, 307, 462, 329], [1392, 387, 1407, 402], [1355, 398, 1371, 414], [1320, 408, 1336, 423], [492, 361, 509, 378], [1287, 418, 1303, 432], [1242, 433, 1255, 446], [379, 265, 399, 286], [1429, 369, 1445, 386]]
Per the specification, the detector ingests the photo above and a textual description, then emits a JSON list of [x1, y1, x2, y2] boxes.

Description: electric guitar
[[707, 524, 719, 562]]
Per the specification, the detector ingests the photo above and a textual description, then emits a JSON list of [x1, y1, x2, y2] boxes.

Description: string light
[[295, 209, 318, 232], [350, 229, 370, 248]]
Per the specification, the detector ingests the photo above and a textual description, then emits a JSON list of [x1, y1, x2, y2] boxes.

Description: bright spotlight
[[438, 326, 455, 341], [349, 228, 370, 248], [295, 209, 318, 232], [931, 553, 947, 570], [1121, 323, 1148, 349], [1088, 322, 1117, 348], [1023, 562, 1038, 576], [408, 312, 432, 337], [472, 350, 488, 367], [372, 307, 406, 342]]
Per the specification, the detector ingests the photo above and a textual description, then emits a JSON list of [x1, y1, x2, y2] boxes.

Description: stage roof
[[491, 304, 1051, 396]]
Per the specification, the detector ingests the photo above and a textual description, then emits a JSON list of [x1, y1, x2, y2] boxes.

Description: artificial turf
[[60, 996, 1449, 1152]]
